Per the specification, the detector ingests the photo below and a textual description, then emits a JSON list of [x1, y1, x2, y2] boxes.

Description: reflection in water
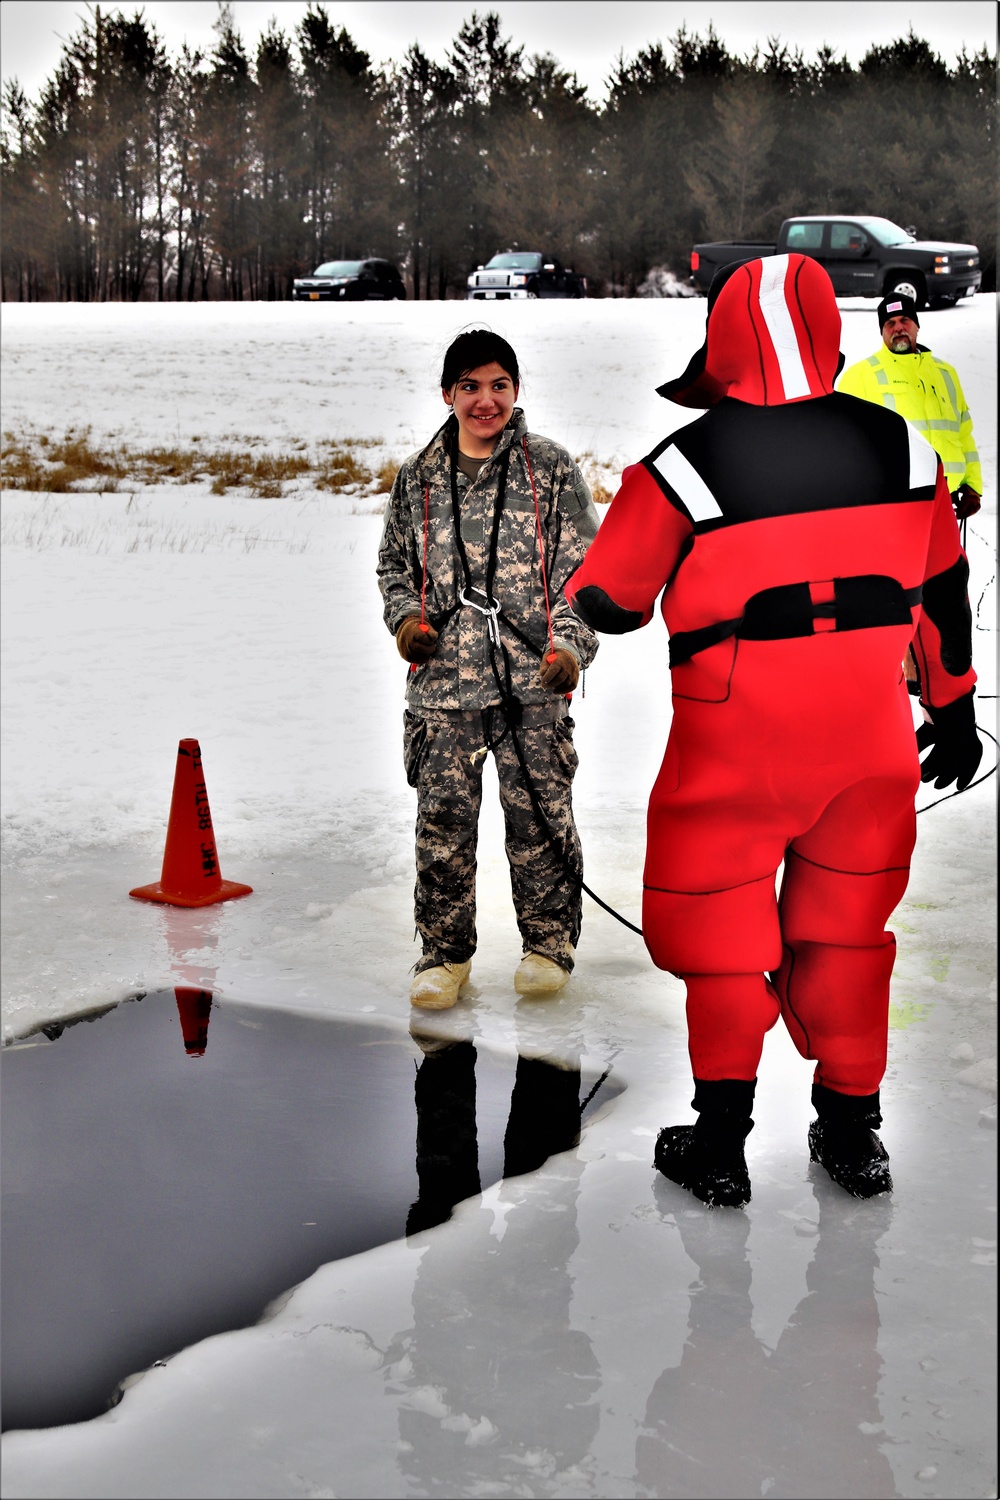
[[387, 1033, 601, 1492], [504, 1053, 586, 1176], [407, 1036, 587, 1233], [162, 903, 219, 1057], [174, 988, 213, 1056], [2, 996, 619, 1433], [407, 1040, 481, 1235], [636, 1187, 899, 1499], [765, 1190, 897, 1499]]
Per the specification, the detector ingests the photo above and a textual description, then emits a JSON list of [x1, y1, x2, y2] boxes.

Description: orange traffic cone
[[174, 987, 213, 1056], [130, 739, 253, 907]]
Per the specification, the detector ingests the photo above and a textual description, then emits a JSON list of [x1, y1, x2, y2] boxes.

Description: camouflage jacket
[[377, 409, 600, 710]]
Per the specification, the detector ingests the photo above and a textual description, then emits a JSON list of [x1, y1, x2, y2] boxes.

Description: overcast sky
[[1, 1, 996, 103]]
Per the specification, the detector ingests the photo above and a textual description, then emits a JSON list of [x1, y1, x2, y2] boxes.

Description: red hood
[[658, 254, 843, 408]]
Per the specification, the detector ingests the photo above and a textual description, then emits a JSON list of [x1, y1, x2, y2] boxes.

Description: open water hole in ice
[[1, 990, 621, 1433]]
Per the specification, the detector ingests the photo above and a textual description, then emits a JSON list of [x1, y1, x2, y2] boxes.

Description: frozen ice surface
[[1, 297, 996, 1498]]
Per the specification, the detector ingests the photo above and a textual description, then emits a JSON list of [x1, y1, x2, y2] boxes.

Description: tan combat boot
[[513, 952, 571, 997], [410, 960, 472, 1010]]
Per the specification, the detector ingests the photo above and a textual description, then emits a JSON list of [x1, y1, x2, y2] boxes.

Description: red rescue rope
[[408, 482, 433, 674], [522, 437, 556, 660]]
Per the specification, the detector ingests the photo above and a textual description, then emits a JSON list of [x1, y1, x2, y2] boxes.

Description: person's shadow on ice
[[382, 1031, 600, 1491], [635, 1184, 899, 1499]]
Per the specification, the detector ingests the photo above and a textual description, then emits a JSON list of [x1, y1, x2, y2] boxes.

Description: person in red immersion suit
[[565, 253, 983, 1208]]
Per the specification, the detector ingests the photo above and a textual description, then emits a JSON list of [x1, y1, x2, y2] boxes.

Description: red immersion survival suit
[[566, 254, 976, 1097]]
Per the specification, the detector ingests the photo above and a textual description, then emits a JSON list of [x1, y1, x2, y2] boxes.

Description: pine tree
[[386, 44, 459, 298], [168, 43, 209, 301], [296, 5, 393, 268], [202, 4, 255, 298], [447, 11, 529, 277], [1, 80, 44, 299], [684, 72, 779, 241], [253, 20, 306, 299]]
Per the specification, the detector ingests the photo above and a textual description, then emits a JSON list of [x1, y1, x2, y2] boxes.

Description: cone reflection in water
[[174, 988, 213, 1057], [130, 739, 252, 908], [160, 902, 220, 991]]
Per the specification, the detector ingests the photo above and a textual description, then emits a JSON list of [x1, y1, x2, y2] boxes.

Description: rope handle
[[522, 437, 557, 661]]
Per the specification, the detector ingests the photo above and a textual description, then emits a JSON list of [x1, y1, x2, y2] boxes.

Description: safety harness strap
[[669, 575, 924, 668]]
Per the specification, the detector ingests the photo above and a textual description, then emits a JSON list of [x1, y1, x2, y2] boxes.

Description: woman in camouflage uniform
[[377, 330, 600, 1009]]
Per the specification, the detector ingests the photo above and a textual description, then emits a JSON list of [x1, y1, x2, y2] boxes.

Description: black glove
[[917, 691, 983, 791], [396, 616, 439, 664], [539, 649, 579, 693], [953, 486, 981, 520]]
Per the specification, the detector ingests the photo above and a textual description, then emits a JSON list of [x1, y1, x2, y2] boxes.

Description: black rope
[[482, 613, 644, 937], [447, 433, 645, 937], [580, 1066, 613, 1113]]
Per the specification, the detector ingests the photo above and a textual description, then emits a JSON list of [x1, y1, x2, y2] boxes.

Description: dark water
[[0, 991, 620, 1432]]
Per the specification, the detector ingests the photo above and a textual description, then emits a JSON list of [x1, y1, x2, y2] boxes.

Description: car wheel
[[885, 275, 925, 309]]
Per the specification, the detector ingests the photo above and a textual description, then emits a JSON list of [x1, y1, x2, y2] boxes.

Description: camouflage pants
[[403, 703, 583, 971]]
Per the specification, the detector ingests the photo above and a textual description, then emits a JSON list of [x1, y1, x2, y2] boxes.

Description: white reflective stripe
[[653, 445, 723, 522], [756, 255, 811, 399], [906, 422, 938, 490]]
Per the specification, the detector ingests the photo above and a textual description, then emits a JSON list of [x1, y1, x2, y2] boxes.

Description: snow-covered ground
[[1, 296, 996, 1499]]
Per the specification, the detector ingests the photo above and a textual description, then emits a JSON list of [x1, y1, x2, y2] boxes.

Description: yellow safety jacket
[[837, 344, 982, 496]]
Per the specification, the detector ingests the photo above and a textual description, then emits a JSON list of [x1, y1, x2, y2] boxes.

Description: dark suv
[[466, 252, 587, 300], [293, 259, 406, 301]]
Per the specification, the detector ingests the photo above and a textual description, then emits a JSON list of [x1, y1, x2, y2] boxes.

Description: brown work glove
[[953, 485, 981, 520], [539, 648, 579, 693], [396, 616, 439, 663]]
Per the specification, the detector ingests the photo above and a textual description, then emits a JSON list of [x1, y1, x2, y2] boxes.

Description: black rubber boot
[[653, 1079, 756, 1208], [808, 1083, 893, 1199]]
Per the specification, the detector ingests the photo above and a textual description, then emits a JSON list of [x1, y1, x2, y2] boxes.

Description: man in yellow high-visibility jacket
[[838, 294, 983, 519]]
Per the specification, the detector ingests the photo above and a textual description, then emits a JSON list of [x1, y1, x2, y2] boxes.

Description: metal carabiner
[[459, 585, 503, 648]]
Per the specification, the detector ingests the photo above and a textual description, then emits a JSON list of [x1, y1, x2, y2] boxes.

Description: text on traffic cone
[[129, 739, 253, 907]]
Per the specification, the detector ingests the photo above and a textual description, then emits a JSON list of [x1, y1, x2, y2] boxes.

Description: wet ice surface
[[1, 298, 995, 1497], [1, 991, 619, 1432], [1, 895, 994, 1500]]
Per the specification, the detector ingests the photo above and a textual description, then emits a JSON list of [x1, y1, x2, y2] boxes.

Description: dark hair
[[441, 329, 520, 390]]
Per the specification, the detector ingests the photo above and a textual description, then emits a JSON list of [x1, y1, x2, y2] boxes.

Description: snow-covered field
[[1, 296, 996, 1499]]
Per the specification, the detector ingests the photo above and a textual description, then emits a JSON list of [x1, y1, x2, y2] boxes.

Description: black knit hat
[[877, 294, 919, 329]]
